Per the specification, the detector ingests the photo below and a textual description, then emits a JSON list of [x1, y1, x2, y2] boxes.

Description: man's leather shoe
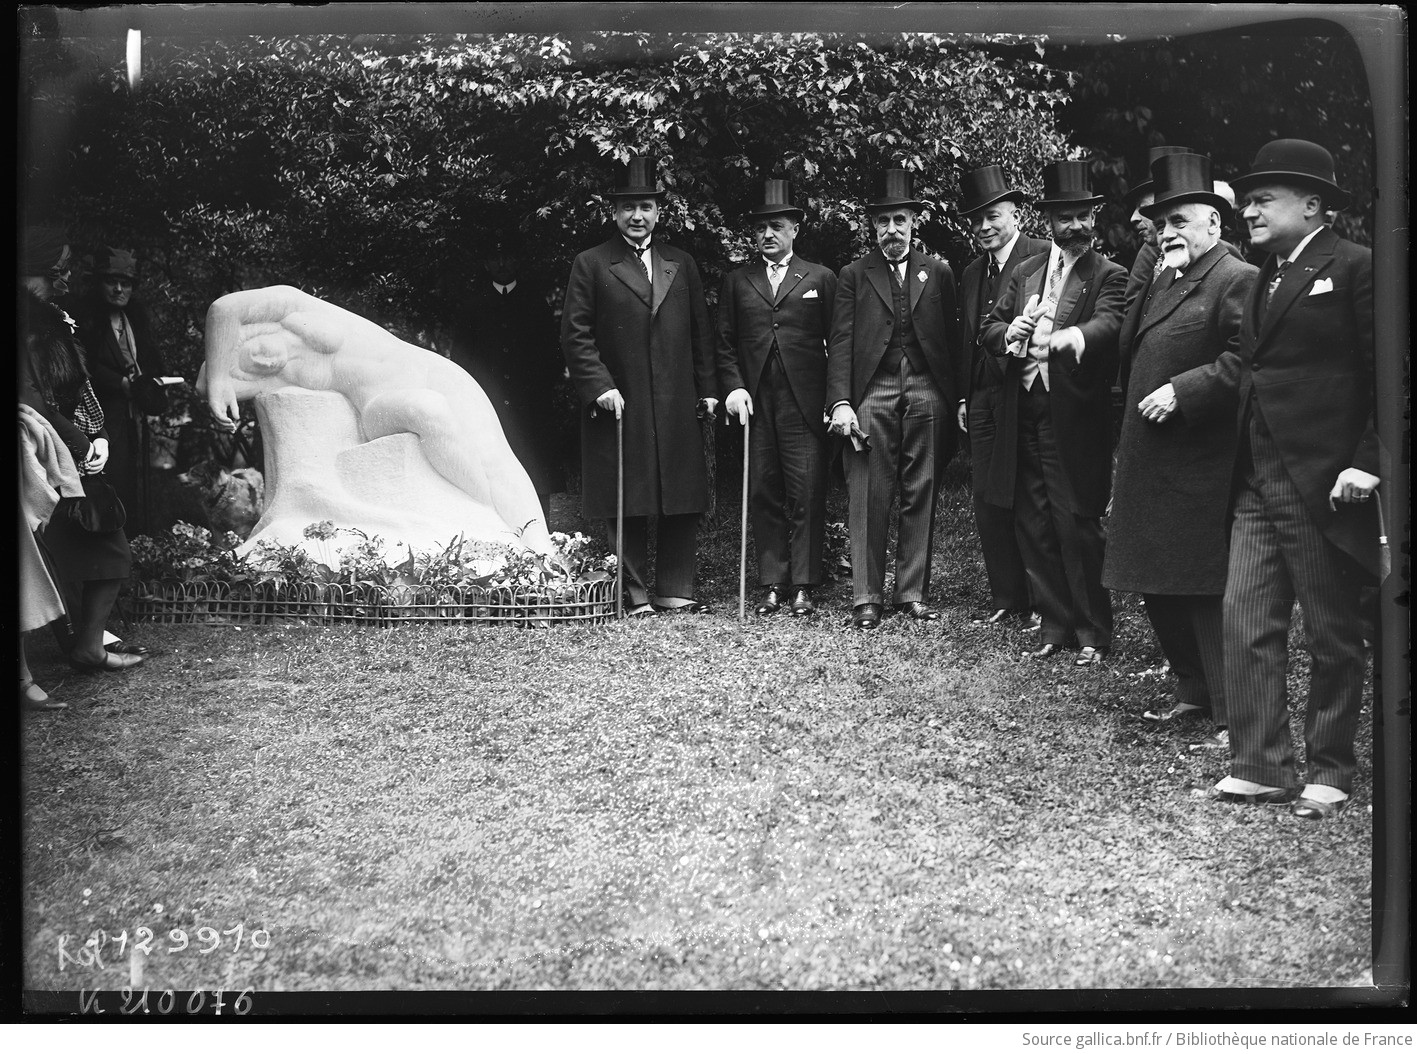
[[1073, 646, 1108, 667], [974, 608, 1013, 625], [789, 587, 814, 616], [852, 603, 882, 629], [1142, 701, 1207, 723], [895, 601, 941, 621], [755, 586, 786, 616], [1292, 796, 1348, 820], [1025, 642, 1063, 659], [1209, 780, 1295, 805]]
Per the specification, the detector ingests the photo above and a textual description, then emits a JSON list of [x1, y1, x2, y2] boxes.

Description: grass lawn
[[21, 476, 1375, 993]]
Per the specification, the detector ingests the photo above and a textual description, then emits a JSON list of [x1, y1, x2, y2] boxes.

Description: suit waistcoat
[[882, 265, 926, 373]]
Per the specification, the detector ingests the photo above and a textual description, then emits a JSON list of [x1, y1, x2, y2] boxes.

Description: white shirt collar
[[493, 280, 517, 295], [625, 237, 652, 253], [763, 252, 793, 270], [990, 230, 1021, 269], [1284, 225, 1326, 265], [1045, 243, 1081, 295]]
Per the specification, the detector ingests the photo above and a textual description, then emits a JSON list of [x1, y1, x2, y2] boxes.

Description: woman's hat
[[865, 168, 926, 213], [748, 178, 804, 222], [22, 226, 68, 276], [610, 155, 667, 199], [1230, 138, 1350, 210], [89, 247, 138, 280], [960, 164, 1028, 215], [1141, 153, 1232, 223], [1036, 160, 1105, 209]]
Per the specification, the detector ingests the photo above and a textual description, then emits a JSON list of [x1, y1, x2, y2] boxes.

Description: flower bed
[[126, 522, 619, 627]]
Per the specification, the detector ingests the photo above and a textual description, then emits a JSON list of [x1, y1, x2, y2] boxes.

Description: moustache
[[1056, 230, 1091, 245]]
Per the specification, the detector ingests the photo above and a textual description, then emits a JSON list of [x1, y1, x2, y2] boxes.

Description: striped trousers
[[1224, 415, 1368, 793], [846, 358, 948, 606]]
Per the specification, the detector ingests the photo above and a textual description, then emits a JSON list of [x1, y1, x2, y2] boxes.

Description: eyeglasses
[[103, 277, 135, 289]]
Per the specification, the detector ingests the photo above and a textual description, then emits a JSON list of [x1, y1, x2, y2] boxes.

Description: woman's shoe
[[68, 651, 145, 674], [22, 680, 67, 711]]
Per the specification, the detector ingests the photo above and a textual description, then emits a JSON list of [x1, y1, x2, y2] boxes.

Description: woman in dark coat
[[20, 228, 146, 675], [72, 247, 168, 537]]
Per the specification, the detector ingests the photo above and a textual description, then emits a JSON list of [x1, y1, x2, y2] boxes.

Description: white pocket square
[[801, 288, 819, 299], [917, 270, 929, 284], [1309, 278, 1334, 295]]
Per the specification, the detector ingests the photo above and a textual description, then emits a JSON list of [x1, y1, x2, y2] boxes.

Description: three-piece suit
[[960, 233, 1050, 613], [1221, 226, 1378, 793], [826, 246, 961, 607], [981, 246, 1127, 649], [717, 255, 837, 587]]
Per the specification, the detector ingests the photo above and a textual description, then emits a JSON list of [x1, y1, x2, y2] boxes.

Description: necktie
[[985, 256, 1000, 299], [631, 244, 650, 283], [1265, 259, 1291, 309], [1046, 252, 1065, 306], [767, 260, 784, 295], [1151, 253, 1167, 282]]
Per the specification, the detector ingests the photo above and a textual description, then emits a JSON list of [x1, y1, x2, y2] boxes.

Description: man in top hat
[[73, 246, 169, 538], [718, 179, 838, 617], [980, 160, 1128, 664], [560, 155, 719, 616], [956, 164, 1051, 627], [1122, 147, 1192, 309], [1103, 152, 1259, 740], [448, 235, 566, 527], [825, 167, 962, 629], [1207, 139, 1379, 819]]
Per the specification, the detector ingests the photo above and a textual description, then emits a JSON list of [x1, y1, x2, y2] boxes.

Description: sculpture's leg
[[360, 389, 552, 552]]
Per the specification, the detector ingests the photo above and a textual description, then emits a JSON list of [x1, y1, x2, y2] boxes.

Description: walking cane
[[739, 410, 750, 621], [616, 411, 624, 620]]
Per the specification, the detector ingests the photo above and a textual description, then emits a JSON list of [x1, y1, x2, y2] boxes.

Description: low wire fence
[[126, 577, 619, 627]]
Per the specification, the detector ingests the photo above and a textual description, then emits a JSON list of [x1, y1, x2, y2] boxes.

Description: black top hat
[[1230, 138, 1350, 210], [960, 165, 1028, 215], [748, 178, 804, 222], [1140, 152, 1231, 222], [865, 168, 926, 213], [609, 155, 667, 199], [1036, 160, 1104, 209], [1124, 145, 1192, 207]]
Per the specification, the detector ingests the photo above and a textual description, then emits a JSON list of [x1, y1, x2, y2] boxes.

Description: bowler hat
[[748, 178, 804, 222], [1141, 153, 1231, 223], [960, 164, 1028, 215], [1230, 138, 1350, 210], [865, 168, 926, 213], [609, 155, 667, 199], [1124, 145, 1191, 207], [89, 246, 138, 280], [1035, 160, 1104, 209]]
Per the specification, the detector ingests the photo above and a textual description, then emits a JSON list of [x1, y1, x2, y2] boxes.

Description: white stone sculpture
[[197, 285, 552, 560]]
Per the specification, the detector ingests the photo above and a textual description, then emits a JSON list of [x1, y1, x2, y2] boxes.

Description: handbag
[[131, 375, 170, 415], [64, 472, 127, 533]]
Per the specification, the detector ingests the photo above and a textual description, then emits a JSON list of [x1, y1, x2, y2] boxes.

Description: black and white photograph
[[15, 2, 1409, 1019]]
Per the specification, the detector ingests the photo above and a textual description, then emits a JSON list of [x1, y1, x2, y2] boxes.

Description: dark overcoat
[[1194, 227, 1379, 576], [449, 280, 566, 495], [824, 246, 961, 417], [960, 234, 1051, 496], [560, 236, 716, 520], [1103, 243, 1258, 595], [979, 247, 1128, 516], [715, 255, 836, 436]]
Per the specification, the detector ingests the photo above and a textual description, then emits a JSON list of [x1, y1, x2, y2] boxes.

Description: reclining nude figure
[[199, 285, 553, 553]]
